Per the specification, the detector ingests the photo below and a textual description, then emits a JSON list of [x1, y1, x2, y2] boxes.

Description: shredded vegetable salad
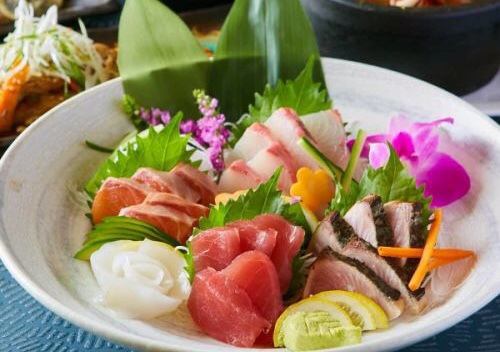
[[0, 0, 109, 88]]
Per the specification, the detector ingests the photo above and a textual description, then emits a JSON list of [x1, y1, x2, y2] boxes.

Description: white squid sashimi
[[90, 239, 190, 319]]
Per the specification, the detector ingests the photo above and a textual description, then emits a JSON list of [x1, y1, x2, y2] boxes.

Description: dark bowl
[[302, 0, 500, 95]]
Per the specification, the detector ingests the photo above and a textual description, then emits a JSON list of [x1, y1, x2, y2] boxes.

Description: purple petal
[[414, 152, 471, 207], [348, 134, 387, 158], [413, 117, 454, 129], [368, 143, 390, 169], [391, 132, 415, 159], [388, 115, 412, 139]]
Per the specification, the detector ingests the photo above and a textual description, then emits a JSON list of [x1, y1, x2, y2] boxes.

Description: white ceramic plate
[[0, 59, 499, 352]]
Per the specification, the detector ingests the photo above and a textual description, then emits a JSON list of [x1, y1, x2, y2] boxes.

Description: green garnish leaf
[[85, 140, 114, 154], [231, 57, 332, 143], [74, 216, 180, 260], [181, 242, 196, 284], [118, 0, 327, 121], [330, 145, 432, 224], [198, 168, 311, 237], [118, 0, 209, 117], [85, 113, 193, 198]]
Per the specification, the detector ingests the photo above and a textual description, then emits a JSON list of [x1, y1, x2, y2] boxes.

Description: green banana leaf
[[118, 0, 326, 121], [118, 0, 209, 117]]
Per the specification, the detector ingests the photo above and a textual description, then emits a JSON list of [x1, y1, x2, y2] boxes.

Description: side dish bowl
[[302, 0, 500, 95], [0, 59, 499, 351]]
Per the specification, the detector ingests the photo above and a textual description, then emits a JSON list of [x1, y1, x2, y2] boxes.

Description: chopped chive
[[341, 129, 366, 192], [85, 140, 114, 153]]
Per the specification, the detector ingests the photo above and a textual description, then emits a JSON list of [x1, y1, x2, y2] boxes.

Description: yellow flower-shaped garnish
[[290, 167, 335, 217]]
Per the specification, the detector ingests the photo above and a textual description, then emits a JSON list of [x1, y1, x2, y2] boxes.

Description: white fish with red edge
[[247, 142, 298, 193], [301, 109, 349, 168], [265, 108, 320, 169], [218, 159, 262, 193], [226, 123, 278, 164]]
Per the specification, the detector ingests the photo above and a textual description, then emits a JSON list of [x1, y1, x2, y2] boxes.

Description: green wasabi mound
[[276, 311, 362, 351]]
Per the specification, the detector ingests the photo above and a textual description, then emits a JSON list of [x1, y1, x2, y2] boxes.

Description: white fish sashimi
[[226, 123, 276, 165], [301, 109, 349, 168], [247, 142, 298, 193], [90, 240, 190, 319], [345, 201, 378, 247], [265, 108, 320, 169], [218, 160, 262, 193]]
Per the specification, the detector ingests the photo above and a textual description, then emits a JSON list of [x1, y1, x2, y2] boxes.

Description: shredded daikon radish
[[0, 0, 109, 89]]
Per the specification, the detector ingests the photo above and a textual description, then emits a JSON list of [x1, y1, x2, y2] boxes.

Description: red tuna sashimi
[[222, 251, 284, 324], [132, 167, 200, 204], [144, 192, 208, 219], [248, 142, 298, 193], [265, 108, 319, 169], [227, 220, 277, 256], [188, 268, 270, 347], [226, 123, 279, 163], [92, 177, 150, 224], [191, 227, 241, 272], [119, 203, 197, 244], [172, 163, 217, 206], [253, 214, 305, 293], [218, 160, 262, 193]]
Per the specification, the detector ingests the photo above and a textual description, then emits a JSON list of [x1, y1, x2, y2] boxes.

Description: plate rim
[[0, 58, 499, 352]]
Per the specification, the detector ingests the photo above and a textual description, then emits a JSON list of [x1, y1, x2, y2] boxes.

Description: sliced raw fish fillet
[[218, 160, 262, 193], [345, 195, 394, 248], [188, 268, 270, 347], [253, 214, 305, 293], [191, 227, 241, 272], [92, 177, 150, 224], [132, 167, 200, 204], [265, 108, 319, 169], [144, 192, 208, 219], [384, 201, 426, 267], [301, 109, 349, 168], [226, 123, 277, 164], [247, 142, 298, 192], [303, 248, 404, 320], [227, 220, 277, 256], [222, 251, 284, 324], [119, 203, 196, 244], [172, 163, 217, 206], [311, 211, 425, 314]]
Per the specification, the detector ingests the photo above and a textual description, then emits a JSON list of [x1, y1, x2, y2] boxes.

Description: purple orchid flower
[[349, 116, 471, 207]]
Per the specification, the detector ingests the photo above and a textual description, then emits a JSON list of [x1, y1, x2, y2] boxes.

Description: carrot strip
[[427, 257, 456, 271], [378, 247, 474, 260], [0, 63, 30, 132], [409, 209, 443, 291]]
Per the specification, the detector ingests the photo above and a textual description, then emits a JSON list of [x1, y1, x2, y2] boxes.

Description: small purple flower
[[139, 107, 171, 126], [348, 115, 471, 207]]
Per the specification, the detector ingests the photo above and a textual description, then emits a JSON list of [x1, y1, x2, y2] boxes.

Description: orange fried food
[[0, 63, 30, 132]]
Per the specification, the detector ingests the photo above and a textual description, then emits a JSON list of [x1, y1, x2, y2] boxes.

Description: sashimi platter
[[1, 0, 496, 351]]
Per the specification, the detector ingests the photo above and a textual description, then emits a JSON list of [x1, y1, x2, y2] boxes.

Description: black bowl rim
[[327, 0, 500, 18]]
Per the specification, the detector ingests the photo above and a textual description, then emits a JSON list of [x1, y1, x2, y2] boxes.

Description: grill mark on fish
[[363, 195, 394, 247], [320, 248, 401, 301]]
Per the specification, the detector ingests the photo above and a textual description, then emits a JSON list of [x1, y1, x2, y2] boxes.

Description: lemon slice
[[315, 290, 388, 330], [273, 296, 353, 347]]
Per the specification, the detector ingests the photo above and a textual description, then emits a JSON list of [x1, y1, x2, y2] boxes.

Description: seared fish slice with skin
[[310, 211, 426, 314], [384, 201, 426, 268], [303, 248, 404, 320], [345, 195, 394, 248]]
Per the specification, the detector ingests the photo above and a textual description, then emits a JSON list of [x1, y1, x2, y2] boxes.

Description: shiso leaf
[[197, 168, 310, 238], [84, 113, 193, 198], [74, 216, 180, 260], [118, 0, 209, 117], [330, 145, 432, 226], [231, 58, 332, 144]]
